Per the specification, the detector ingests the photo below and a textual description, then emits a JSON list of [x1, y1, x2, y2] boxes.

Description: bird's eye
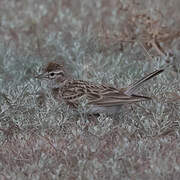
[[49, 72, 55, 78]]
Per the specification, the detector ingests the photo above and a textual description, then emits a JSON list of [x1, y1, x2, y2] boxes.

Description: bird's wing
[[61, 80, 103, 103], [88, 88, 151, 107], [61, 80, 151, 107]]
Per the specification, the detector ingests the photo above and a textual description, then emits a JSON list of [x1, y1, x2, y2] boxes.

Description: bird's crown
[[44, 62, 64, 72]]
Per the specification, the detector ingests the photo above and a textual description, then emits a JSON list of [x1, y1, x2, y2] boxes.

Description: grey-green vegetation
[[0, 0, 180, 179]]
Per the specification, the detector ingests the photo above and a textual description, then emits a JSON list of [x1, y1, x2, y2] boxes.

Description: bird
[[35, 62, 164, 114]]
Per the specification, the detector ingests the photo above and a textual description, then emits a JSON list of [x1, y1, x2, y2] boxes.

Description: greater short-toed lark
[[36, 62, 163, 114]]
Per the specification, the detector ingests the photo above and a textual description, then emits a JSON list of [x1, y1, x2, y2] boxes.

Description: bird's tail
[[125, 69, 164, 96]]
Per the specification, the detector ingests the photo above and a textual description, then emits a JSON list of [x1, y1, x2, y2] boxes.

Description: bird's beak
[[34, 73, 48, 79]]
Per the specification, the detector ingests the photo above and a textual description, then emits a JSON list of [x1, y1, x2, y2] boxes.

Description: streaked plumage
[[36, 62, 164, 114]]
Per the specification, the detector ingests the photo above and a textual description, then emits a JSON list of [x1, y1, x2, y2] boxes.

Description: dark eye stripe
[[48, 71, 64, 78], [57, 72, 64, 76]]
